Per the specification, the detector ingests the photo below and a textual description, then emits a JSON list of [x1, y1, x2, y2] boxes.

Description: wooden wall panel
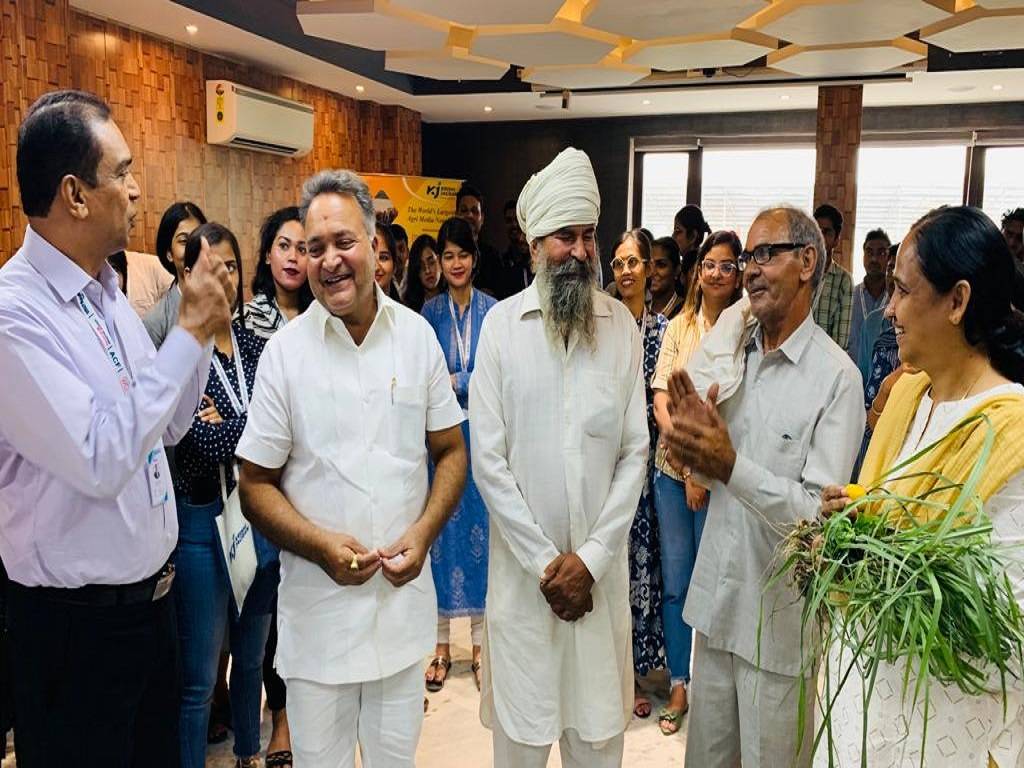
[[1, 0, 70, 260], [0, 1, 423, 271], [813, 84, 863, 271]]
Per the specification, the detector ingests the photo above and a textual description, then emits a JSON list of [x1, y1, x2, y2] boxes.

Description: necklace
[[916, 368, 986, 450]]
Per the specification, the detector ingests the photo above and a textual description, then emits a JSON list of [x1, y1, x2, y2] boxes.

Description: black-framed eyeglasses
[[737, 242, 806, 271]]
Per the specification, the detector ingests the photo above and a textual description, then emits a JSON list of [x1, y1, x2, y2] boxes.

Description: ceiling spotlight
[[184, 24, 198, 35], [484, 105, 493, 112], [642, 99, 651, 105], [355, 85, 365, 93], [780, 93, 791, 101], [993, 84, 1004, 91]]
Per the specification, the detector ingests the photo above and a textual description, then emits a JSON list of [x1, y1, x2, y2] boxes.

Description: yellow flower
[[845, 483, 867, 501]]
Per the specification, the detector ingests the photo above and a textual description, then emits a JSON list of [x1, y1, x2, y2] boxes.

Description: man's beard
[[535, 248, 596, 348]]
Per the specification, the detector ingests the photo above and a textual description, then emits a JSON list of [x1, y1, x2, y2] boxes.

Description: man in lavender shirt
[[0, 90, 232, 766]]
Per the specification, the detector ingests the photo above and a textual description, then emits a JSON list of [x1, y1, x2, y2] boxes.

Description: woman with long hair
[[404, 234, 442, 312], [172, 223, 279, 768], [650, 230, 744, 735], [610, 229, 669, 719], [420, 217, 497, 694], [143, 201, 206, 347], [374, 224, 403, 301], [818, 206, 1024, 767], [649, 236, 687, 321], [244, 206, 312, 339]]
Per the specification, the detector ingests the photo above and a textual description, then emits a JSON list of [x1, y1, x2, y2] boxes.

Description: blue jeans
[[653, 470, 708, 686], [174, 495, 278, 767]]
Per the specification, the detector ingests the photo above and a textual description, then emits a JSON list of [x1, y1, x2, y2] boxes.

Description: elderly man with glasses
[[661, 206, 864, 768]]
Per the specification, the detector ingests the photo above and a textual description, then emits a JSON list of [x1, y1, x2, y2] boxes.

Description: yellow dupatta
[[858, 372, 1024, 522]]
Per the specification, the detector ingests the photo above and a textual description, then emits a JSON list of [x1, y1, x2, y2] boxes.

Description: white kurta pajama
[[469, 282, 649, 762]]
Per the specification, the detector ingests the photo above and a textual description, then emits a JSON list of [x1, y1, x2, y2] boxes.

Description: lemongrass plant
[[760, 413, 1024, 768]]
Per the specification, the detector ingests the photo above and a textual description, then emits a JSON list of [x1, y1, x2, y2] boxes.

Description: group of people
[[1, 87, 1023, 768]]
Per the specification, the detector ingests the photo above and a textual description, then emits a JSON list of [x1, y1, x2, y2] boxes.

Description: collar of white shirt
[[518, 279, 613, 319], [750, 311, 817, 365], [23, 225, 121, 304], [312, 282, 397, 345]]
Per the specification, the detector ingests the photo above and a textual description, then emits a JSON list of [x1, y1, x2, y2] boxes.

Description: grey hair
[[298, 169, 376, 238], [755, 205, 829, 290]]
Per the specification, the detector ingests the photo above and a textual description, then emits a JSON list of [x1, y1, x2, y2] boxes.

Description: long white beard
[[534, 249, 597, 349]]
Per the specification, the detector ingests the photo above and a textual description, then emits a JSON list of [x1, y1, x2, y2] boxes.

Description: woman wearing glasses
[[650, 230, 744, 735], [610, 229, 669, 720]]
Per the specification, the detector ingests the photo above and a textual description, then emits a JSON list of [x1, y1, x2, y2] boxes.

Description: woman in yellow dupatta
[[818, 206, 1024, 768]]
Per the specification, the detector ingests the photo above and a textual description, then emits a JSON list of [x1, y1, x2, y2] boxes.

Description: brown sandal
[[425, 656, 451, 692]]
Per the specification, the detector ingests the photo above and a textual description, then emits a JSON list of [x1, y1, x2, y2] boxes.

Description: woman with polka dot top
[[172, 222, 279, 768]]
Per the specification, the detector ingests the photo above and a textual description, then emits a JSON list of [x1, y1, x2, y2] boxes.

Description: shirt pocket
[[388, 384, 427, 457], [580, 369, 621, 439], [763, 418, 808, 479]]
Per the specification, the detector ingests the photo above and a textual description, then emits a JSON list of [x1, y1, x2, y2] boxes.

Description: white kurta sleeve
[[576, 324, 649, 583], [236, 337, 292, 470], [470, 315, 561, 580]]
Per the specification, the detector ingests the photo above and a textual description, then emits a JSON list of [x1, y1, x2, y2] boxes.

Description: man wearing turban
[[469, 148, 648, 767]]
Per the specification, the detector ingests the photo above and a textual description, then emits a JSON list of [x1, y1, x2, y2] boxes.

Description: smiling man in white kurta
[[469, 147, 649, 768]]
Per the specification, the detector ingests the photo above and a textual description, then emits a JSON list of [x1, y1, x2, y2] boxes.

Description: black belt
[[11, 562, 176, 607]]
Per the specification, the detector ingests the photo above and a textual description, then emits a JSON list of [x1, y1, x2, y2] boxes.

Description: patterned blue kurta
[[422, 289, 498, 616], [631, 310, 668, 676]]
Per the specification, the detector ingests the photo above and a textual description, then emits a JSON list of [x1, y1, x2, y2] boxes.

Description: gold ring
[[350, 555, 359, 571]]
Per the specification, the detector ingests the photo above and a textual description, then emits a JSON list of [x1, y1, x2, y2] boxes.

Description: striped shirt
[[812, 259, 853, 350], [242, 292, 286, 340]]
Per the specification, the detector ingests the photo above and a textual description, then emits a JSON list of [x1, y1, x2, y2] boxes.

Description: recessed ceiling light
[[780, 93, 791, 101], [484, 105, 493, 112], [642, 99, 651, 105], [184, 24, 198, 35], [993, 84, 1004, 91], [355, 85, 365, 93]]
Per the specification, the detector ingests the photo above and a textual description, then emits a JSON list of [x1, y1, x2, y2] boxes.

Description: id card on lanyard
[[447, 292, 472, 416], [77, 290, 166, 506]]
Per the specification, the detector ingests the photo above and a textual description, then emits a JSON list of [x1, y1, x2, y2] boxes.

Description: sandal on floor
[[658, 706, 688, 735], [265, 751, 293, 768], [633, 695, 653, 719], [425, 656, 451, 692], [471, 659, 482, 691]]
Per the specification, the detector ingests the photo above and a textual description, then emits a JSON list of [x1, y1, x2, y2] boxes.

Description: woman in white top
[[820, 206, 1024, 768], [243, 206, 311, 340]]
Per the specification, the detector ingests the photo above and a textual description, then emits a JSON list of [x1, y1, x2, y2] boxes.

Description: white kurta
[[469, 282, 649, 747], [818, 383, 1024, 768]]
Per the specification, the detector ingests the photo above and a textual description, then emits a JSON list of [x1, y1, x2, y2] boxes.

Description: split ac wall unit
[[206, 80, 314, 157]]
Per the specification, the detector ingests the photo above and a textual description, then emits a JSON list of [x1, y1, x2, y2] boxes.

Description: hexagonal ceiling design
[[296, 0, 449, 51], [472, 26, 618, 67], [390, 0, 565, 27], [385, 49, 511, 80], [972, 0, 1024, 7], [768, 38, 928, 77], [752, 0, 954, 47], [521, 62, 651, 89], [583, 0, 769, 42], [626, 29, 777, 71], [920, 7, 1024, 53]]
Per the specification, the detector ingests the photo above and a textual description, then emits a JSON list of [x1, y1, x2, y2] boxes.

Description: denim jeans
[[174, 495, 278, 766], [652, 470, 708, 686]]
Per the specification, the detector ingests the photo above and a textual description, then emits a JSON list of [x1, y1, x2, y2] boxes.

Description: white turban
[[516, 147, 600, 243]]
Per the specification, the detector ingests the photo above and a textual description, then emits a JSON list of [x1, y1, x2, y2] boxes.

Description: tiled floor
[[2, 619, 688, 767]]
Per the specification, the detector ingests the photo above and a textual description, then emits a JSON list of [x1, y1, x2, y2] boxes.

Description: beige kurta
[[469, 282, 649, 747]]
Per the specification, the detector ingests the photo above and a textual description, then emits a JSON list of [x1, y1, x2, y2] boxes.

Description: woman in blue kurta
[[611, 229, 668, 720], [420, 216, 498, 694]]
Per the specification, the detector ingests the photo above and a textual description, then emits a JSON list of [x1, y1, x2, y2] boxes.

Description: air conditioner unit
[[206, 80, 314, 157]]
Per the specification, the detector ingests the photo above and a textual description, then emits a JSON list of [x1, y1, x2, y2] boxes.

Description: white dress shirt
[[469, 282, 649, 746], [683, 313, 865, 678], [0, 226, 211, 587], [235, 287, 464, 685]]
